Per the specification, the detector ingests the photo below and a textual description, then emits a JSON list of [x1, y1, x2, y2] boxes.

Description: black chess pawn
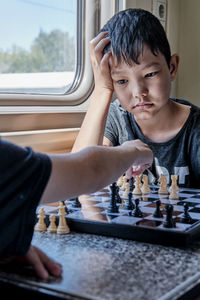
[[180, 203, 192, 224], [126, 191, 135, 211], [107, 182, 119, 214], [153, 200, 163, 218], [132, 198, 143, 217], [163, 204, 176, 228]]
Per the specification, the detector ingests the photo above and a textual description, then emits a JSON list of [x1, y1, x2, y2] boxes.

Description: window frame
[[0, 0, 120, 137], [0, 0, 98, 107]]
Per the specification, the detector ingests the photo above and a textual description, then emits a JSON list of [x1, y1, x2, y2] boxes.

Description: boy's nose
[[131, 83, 148, 99]]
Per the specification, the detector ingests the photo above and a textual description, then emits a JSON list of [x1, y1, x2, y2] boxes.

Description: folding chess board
[[40, 185, 200, 247]]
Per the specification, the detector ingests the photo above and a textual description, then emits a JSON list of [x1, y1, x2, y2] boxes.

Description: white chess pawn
[[158, 175, 168, 195], [169, 188, 179, 199], [47, 214, 57, 233], [117, 175, 123, 188], [34, 207, 47, 232], [169, 175, 179, 192], [169, 175, 179, 199], [57, 201, 70, 234], [141, 174, 151, 194], [123, 181, 130, 197], [121, 176, 128, 191], [132, 175, 142, 195]]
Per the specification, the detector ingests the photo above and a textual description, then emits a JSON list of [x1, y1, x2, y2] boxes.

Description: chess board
[[38, 185, 200, 247]]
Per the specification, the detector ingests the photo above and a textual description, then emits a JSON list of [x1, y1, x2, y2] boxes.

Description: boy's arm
[[41, 140, 153, 204], [72, 32, 113, 152]]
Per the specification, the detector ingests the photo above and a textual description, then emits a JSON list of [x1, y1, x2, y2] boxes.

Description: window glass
[[0, 0, 77, 94], [118, 0, 124, 11]]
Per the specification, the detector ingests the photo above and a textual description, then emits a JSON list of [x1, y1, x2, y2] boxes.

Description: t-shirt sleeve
[[104, 103, 119, 146], [0, 139, 52, 257]]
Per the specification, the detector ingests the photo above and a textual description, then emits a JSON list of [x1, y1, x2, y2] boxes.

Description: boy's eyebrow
[[111, 62, 161, 76], [142, 62, 161, 70], [111, 70, 124, 76]]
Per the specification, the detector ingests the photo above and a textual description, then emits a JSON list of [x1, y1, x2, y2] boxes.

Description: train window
[[0, 0, 78, 95], [0, 0, 99, 107]]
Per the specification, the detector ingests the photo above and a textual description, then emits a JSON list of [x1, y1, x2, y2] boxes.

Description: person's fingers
[[101, 51, 112, 67], [26, 246, 49, 279], [36, 247, 62, 277], [126, 166, 133, 179], [90, 32, 110, 63], [90, 31, 109, 46], [126, 164, 150, 179]]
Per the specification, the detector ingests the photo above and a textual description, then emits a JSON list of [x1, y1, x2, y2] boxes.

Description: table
[[1, 231, 200, 300]]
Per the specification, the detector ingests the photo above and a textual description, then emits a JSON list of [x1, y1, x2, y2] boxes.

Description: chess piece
[[117, 175, 123, 188], [141, 174, 151, 194], [180, 203, 192, 224], [169, 175, 179, 199], [158, 175, 168, 195], [109, 181, 117, 193], [62, 200, 70, 214], [169, 189, 179, 199], [129, 177, 134, 192], [139, 174, 143, 188], [132, 175, 142, 195], [123, 181, 130, 197], [121, 176, 128, 191], [57, 201, 70, 234], [34, 207, 47, 232], [47, 214, 57, 233], [132, 198, 143, 217], [115, 185, 122, 203], [72, 197, 81, 208], [163, 204, 176, 228], [153, 200, 163, 218], [169, 175, 179, 192], [107, 182, 119, 214], [126, 192, 135, 211]]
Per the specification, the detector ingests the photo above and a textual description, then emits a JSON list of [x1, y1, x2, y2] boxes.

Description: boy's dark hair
[[100, 8, 171, 68]]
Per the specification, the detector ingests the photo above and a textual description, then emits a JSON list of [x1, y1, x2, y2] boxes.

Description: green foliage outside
[[0, 29, 75, 73]]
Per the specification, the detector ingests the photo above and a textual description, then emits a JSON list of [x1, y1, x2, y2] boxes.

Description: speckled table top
[[1, 231, 200, 300]]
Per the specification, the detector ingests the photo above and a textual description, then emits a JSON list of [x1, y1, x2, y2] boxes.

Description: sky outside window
[[0, 0, 77, 94], [0, 0, 76, 51]]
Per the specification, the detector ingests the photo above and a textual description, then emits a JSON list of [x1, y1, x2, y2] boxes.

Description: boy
[[0, 138, 152, 279], [72, 8, 200, 188]]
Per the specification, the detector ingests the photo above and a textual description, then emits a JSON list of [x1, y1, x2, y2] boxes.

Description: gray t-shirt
[[105, 98, 200, 188]]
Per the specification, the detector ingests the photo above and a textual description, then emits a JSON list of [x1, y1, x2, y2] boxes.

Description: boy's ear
[[169, 54, 179, 80]]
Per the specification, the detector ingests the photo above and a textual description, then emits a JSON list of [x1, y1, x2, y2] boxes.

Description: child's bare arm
[[72, 32, 113, 152], [41, 140, 153, 204]]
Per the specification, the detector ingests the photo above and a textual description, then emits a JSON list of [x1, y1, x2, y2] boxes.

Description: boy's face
[[109, 44, 178, 122]]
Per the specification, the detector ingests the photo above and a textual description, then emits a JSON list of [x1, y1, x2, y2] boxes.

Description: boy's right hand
[[121, 140, 153, 178], [90, 31, 113, 93]]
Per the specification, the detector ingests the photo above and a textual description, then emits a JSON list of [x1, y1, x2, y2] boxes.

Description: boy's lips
[[133, 102, 153, 110]]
